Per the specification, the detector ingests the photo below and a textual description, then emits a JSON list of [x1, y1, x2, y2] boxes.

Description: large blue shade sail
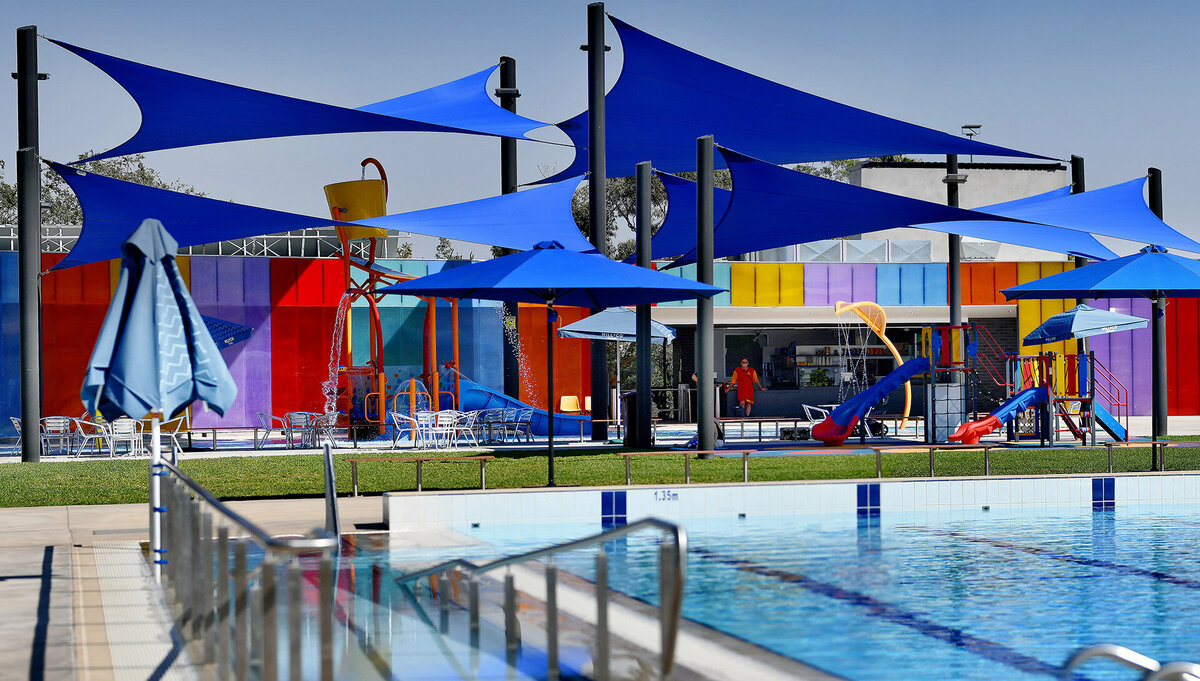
[[51, 39, 548, 163], [358, 177, 595, 253], [1003, 247, 1200, 300], [956, 177, 1200, 254], [545, 16, 1046, 182], [1022, 304, 1146, 346], [378, 240, 723, 308], [49, 162, 355, 270], [668, 148, 1050, 265], [84, 219, 236, 420]]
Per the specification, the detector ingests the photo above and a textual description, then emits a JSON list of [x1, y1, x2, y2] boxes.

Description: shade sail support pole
[[1071, 155, 1089, 358], [1149, 167, 1167, 456], [587, 2, 609, 442], [499, 55, 522, 401], [697, 137, 715, 453], [946, 154, 962, 388], [634, 161, 653, 448], [17, 26, 42, 463]]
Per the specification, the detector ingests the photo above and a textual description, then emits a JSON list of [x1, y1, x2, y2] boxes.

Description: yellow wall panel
[[1016, 262, 1078, 394], [755, 264, 781, 306], [730, 263, 755, 307], [780, 264, 804, 306]]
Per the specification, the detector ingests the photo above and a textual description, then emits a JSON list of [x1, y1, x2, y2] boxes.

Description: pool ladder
[[396, 517, 686, 681], [1062, 644, 1200, 680]]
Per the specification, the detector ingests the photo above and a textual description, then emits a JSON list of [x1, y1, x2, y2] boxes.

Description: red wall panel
[[270, 259, 347, 415], [1168, 297, 1200, 416], [516, 304, 591, 411], [40, 254, 114, 417]]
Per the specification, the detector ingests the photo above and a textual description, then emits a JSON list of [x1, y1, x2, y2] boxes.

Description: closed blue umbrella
[[83, 219, 237, 420], [1022, 304, 1147, 347], [379, 240, 723, 485]]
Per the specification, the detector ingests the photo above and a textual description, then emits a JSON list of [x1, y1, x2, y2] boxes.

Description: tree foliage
[[435, 236, 466, 260], [0, 152, 204, 225]]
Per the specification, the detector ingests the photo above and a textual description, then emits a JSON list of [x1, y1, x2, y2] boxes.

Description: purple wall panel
[[805, 264, 876, 306], [804, 264, 831, 306], [847, 264, 876, 303], [192, 257, 273, 427], [1089, 297, 1151, 416]]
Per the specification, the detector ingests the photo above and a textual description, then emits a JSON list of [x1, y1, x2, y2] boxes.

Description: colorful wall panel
[[729, 263, 804, 306], [655, 262, 731, 307], [517, 304, 591, 411], [803, 263, 876, 306], [0, 253, 18, 435], [190, 257, 272, 428], [875, 263, 947, 306], [961, 263, 1018, 306], [1015, 262, 1078, 397], [1168, 297, 1200, 416], [41, 253, 115, 419], [1088, 298, 1152, 416], [269, 258, 346, 416]]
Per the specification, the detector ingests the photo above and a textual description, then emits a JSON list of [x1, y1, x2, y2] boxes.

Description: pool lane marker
[[899, 525, 1200, 590], [690, 546, 1087, 680]]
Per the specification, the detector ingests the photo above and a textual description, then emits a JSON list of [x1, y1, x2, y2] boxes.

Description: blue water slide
[[458, 378, 592, 438], [830, 358, 931, 425], [991, 386, 1049, 423], [1092, 402, 1128, 442]]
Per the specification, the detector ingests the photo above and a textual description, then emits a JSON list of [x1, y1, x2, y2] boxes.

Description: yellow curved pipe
[[835, 301, 911, 429]]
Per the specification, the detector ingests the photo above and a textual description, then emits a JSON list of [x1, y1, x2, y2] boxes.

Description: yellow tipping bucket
[[324, 178, 389, 240]]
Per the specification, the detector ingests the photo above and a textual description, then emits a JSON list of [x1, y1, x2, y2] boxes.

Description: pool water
[[375, 503, 1200, 680]]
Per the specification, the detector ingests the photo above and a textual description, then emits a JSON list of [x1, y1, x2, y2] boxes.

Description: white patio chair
[[414, 411, 440, 450], [285, 411, 319, 448], [389, 412, 419, 449], [109, 417, 143, 457], [311, 412, 340, 449], [9, 417, 21, 452], [512, 409, 534, 443], [480, 409, 506, 444], [40, 416, 73, 455], [256, 412, 288, 449], [455, 410, 480, 448], [500, 408, 520, 442], [433, 411, 460, 450], [72, 415, 111, 457]]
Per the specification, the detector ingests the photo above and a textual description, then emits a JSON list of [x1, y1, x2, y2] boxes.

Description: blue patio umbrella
[[558, 307, 676, 343], [83, 218, 237, 421], [1021, 304, 1147, 347], [1004, 246, 1200, 453], [378, 240, 722, 485]]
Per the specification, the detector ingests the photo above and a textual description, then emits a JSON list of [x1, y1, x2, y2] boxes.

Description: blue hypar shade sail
[[1003, 246, 1200, 301], [83, 219, 236, 421], [48, 163, 591, 270], [357, 176, 595, 253], [202, 316, 254, 348], [50, 38, 549, 163], [545, 16, 1047, 182], [667, 148, 1041, 266], [1022, 304, 1147, 347], [558, 307, 676, 343], [641, 171, 1114, 264]]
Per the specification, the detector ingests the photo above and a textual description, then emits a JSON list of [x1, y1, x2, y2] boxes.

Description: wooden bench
[[346, 455, 495, 496], [870, 443, 1001, 478], [717, 416, 809, 442], [1103, 439, 1191, 473], [619, 450, 753, 485]]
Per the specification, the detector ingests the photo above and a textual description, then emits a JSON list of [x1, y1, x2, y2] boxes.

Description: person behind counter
[[726, 358, 766, 417]]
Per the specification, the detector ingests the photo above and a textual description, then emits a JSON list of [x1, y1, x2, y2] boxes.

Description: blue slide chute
[[458, 378, 591, 439], [812, 358, 930, 446]]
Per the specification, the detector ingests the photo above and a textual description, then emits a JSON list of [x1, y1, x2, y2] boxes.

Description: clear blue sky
[[4, 0, 1198, 254]]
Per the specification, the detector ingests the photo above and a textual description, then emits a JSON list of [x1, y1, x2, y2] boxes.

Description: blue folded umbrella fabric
[[1022, 304, 1148, 346]]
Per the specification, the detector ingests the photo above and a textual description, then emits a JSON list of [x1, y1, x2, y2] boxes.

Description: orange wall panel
[[516, 304, 591, 411]]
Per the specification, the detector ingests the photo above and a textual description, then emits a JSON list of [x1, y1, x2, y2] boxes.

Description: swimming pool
[[374, 479, 1200, 680]]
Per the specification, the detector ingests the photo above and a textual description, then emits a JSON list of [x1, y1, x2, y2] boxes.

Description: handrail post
[[684, 451, 691, 484], [234, 542, 249, 681], [319, 554, 334, 681], [595, 550, 610, 681], [201, 510, 215, 663], [287, 563, 302, 681], [216, 525, 230, 681], [261, 555, 278, 681], [546, 564, 559, 679]]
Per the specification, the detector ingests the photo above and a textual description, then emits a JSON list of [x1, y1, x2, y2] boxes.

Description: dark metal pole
[[547, 306, 556, 486], [697, 137, 715, 452], [17, 26, 42, 463], [1149, 167, 1168, 456], [586, 2, 609, 441], [634, 162, 652, 448], [946, 155, 961, 329], [497, 56, 522, 401], [1071, 156, 1090, 353]]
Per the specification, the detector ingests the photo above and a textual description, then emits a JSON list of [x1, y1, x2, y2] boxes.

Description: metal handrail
[[397, 517, 687, 680], [1062, 644, 1200, 681], [160, 458, 337, 552]]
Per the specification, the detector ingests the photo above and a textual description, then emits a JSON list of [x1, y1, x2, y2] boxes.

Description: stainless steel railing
[[396, 517, 687, 681], [1062, 644, 1200, 680], [157, 458, 340, 681]]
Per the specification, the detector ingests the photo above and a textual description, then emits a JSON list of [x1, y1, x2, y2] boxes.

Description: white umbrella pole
[[149, 413, 162, 580]]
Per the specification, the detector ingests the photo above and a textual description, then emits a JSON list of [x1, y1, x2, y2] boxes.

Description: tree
[[395, 241, 414, 258], [0, 152, 204, 225], [435, 237, 464, 260]]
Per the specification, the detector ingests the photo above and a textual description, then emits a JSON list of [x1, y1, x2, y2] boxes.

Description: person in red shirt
[[726, 358, 766, 417]]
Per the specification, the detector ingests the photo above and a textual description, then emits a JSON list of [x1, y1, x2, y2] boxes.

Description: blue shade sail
[[202, 316, 254, 348], [964, 178, 1200, 254], [558, 307, 676, 343], [545, 16, 1047, 182], [1021, 304, 1146, 346], [668, 148, 1056, 265], [84, 219, 236, 420], [1003, 246, 1200, 300], [378, 240, 723, 308], [358, 176, 595, 253], [49, 162, 355, 270], [51, 39, 548, 163], [624, 172, 733, 263]]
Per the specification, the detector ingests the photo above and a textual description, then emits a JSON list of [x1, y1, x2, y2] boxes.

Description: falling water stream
[[321, 292, 353, 415]]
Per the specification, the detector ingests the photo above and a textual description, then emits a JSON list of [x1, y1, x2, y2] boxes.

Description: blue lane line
[[900, 526, 1200, 590], [691, 546, 1088, 680]]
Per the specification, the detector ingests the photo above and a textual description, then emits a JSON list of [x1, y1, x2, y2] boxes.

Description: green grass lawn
[[2, 443, 1198, 508]]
